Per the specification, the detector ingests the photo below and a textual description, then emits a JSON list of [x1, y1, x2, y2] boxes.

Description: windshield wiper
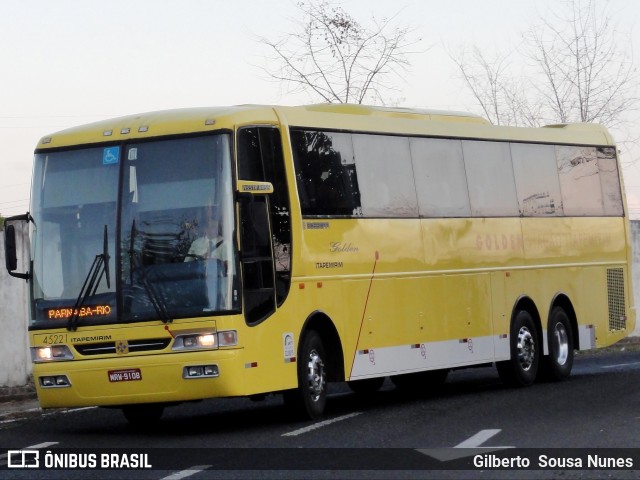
[[103, 224, 111, 289], [67, 225, 110, 331], [128, 220, 172, 324]]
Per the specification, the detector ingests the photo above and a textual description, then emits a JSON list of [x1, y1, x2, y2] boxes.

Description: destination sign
[[48, 305, 112, 319]]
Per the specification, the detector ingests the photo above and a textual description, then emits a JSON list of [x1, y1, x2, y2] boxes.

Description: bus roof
[[36, 103, 615, 150]]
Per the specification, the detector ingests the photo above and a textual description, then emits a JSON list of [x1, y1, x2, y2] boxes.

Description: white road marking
[[160, 465, 211, 480], [43, 406, 97, 416], [601, 361, 640, 369], [418, 429, 513, 462], [282, 412, 363, 437], [454, 428, 502, 448]]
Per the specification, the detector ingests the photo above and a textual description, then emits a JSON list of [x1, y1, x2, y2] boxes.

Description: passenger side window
[[462, 141, 520, 217], [597, 147, 623, 216], [352, 134, 418, 217], [556, 146, 604, 216], [511, 143, 563, 216], [291, 130, 362, 216], [410, 137, 471, 217]]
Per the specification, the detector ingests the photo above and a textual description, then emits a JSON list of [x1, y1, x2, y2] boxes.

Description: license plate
[[108, 368, 142, 382]]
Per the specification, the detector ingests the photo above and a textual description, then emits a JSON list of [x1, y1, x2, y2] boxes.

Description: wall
[[0, 223, 31, 387], [1, 221, 639, 388]]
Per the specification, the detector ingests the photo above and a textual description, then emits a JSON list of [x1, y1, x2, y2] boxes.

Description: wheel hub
[[552, 323, 569, 366], [306, 349, 325, 402], [516, 326, 535, 371]]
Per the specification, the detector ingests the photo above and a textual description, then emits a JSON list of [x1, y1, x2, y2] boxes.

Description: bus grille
[[74, 338, 171, 355], [607, 268, 626, 331]]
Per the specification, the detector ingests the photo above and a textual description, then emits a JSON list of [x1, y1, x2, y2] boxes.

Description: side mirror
[[4, 224, 18, 271], [4, 214, 30, 280]]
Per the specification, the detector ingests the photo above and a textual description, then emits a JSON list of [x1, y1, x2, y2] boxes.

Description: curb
[[0, 376, 36, 403]]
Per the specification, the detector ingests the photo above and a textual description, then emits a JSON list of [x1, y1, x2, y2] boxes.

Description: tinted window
[[511, 143, 563, 216], [597, 147, 624, 216], [556, 146, 604, 216], [410, 137, 471, 217], [462, 141, 520, 217], [352, 134, 418, 217], [238, 127, 292, 306], [291, 130, 361, 216]]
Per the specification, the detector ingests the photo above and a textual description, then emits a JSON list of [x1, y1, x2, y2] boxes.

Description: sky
[[1, 0, 639, 218]]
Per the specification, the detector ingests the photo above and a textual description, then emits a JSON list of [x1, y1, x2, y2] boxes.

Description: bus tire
[[122, 403, 164, 426], [497, 310, 539, 387], [284, 330, 327, 419], [347, 377, 385, 395], [542, 307, 574, 381]]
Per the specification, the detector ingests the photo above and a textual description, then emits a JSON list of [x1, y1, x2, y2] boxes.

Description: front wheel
[[283, 330, 327, 419], [497, 310, 539, 387]]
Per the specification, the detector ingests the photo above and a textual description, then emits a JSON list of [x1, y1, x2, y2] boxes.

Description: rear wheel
[[542, 307, 574, 381], [283, 330, 327, 419], [497, 310, 539, 387]]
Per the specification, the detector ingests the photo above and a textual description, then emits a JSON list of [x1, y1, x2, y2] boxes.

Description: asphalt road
[[1, 347, 639, 479]]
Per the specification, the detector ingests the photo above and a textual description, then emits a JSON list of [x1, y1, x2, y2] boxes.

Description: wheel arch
[[549, 293, 579, 350], [511, 296, 543, 348], [300, 311, 345, 382]]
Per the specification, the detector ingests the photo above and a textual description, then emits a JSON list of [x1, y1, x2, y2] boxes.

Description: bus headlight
[[31, 345, 74, 362], [183, 333, 216, 348], [172, 331, 238, 351]]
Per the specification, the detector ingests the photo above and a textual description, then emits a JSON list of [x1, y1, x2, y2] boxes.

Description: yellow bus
[[4, 103, 635, 423]]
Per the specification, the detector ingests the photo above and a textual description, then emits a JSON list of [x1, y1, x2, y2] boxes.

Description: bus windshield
[[30, 134, 239, 328]]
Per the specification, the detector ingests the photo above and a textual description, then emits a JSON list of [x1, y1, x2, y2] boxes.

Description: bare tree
[[259, 0, 418, 104], [527, 0, 637, 127], [451, 0, 638, 128], [449, 47, 542, 127]]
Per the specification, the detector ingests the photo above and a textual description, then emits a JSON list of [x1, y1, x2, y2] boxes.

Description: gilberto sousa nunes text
[[474, 453, 634, 470]]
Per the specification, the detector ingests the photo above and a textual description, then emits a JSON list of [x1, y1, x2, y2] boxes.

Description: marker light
[[31, 345, 74, 362], [39, 375, 71, 388], [218, 330, 238, 347], [183, 364, 219, 379]]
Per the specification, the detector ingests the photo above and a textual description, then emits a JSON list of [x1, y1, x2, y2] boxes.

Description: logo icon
[[103, 146, 120, 165], [116, 340, 129, 355], [7, 450, 39, 468]]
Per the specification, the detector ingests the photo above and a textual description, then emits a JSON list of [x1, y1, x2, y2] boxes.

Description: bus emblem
[[116, 340, 129, 355]]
